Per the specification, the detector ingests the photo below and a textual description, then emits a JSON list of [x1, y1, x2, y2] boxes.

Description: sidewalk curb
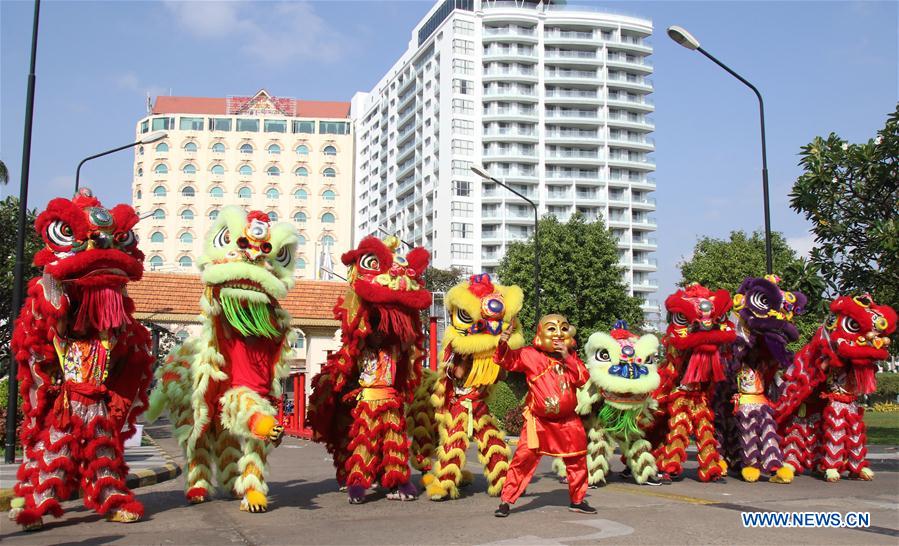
[[0, 434, 182, 512]]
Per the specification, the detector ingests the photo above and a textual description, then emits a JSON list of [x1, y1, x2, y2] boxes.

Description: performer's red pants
[[500, 424, 587, 505]]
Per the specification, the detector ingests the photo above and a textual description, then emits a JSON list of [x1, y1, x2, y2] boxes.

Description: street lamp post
[[5, 0, 40, 465], [470, 165, 540, 319], [74, 130, 167, 193], [667, 25, 774, 275]]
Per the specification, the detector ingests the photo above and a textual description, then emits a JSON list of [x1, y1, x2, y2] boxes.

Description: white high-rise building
[[352, 0, 659, 321]]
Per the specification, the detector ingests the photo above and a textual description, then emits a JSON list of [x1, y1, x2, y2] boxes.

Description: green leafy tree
[[423, 266, 464, 295], [790, 105, 898, 316], [497, 213, 644, 344], [678, 230, 827, 346], [0, 160, 9, 185], [1, 197, 43, 377]]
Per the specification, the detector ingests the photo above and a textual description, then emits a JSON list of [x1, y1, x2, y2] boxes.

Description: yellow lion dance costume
[[409, 274, 524, 500]]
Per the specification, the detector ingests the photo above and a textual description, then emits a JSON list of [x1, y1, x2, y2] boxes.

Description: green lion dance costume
[[554, 321, 663, 486], [148, 208, 298, 513], [409, 274, 524, 500]]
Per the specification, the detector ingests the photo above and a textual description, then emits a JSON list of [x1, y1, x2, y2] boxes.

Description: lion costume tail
[[407, 368, 439, 473]]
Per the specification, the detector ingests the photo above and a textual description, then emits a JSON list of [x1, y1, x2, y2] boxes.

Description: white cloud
[[787, 231, 818, 258], [114, 71, 167, 98], [163, 0, 345, 66]]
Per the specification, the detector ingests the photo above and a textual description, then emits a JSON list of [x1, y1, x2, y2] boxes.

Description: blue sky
[[2, 1, 897, 301]]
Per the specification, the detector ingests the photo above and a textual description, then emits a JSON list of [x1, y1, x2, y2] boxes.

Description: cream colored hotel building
[[131, 89, 353, 279]]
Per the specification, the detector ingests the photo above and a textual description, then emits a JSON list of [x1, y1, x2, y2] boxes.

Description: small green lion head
[[584, 325, 660, 410], [197, 207, 298, 337]]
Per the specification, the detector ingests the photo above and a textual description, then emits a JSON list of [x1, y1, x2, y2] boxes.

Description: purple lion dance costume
[[717, 275, 806, 483]]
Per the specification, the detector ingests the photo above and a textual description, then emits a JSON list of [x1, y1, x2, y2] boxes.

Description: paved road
[[2, 423, 897, 545]]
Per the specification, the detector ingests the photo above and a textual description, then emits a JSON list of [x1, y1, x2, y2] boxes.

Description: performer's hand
[[499, 325, 513, 344]]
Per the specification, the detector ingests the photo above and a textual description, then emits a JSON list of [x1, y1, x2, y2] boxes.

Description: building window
[[322, 235, 335, 246], [211, 164, 225, 175], [179, 117, 203, 131], [452, 99, 473, 115], [267, 144, 281, 154], [298, 234, 306, 245], [453, 58, 474, 75], [294, 211, 307, 223], [452, 38, 474, 55], [294, 188, 308, 200], [291, 329, 306, 350], [451, 222, 473, 239], [267, 211, 279, 221], [140, 120, 149, 133], [296, 257, 306, 269], [295, 166, 309, 177], [184, 142, 198, 152], [323, 145, 337, 156], [321, 213, 336, 223], [138, 145, 144, 155], [452, 139, 474, 154], [240, 143, 254, 154], [151, 117, 174, 131], [453, 19, 474, 35], [452, 78, 473, 95], [319, 121, 349, 135], [153, 208, 166, 219], [155, 142, 169, 153], [453, 180, 471, 197], [452, 119, 473, 135], [153, 185, 167, 197], [210, 186, 224, 198], [264, 119, 287, 133], [451, 243, 474, 259], [150, 231, 164, 243], [239, 165, 253, 176], [181, 209, 194, 220], [237, 119, 259, 132], [209, 209, 219, 220], [149, 255, 163, 268], [295, 144, 309, 155], [451, 201, 473, 217], [175, 330, 190, 343], [181, 185, 195, 197], [136, 189, 142, 199], [182, 164, 197, 175], [137, 168, 144, 177], [323, 168, 336, 178], [179, 256, 193, 268], [322, 190, 336, 201], [293, 121, 315, 134], [267, 166, 281, 176], [238, 187, 252, 199], [451, 160, 472, 175], [209, 118, 232, 132], [212, 142, 226, 153], [266, 188, 280, 199], [180, 232, 193, 244]]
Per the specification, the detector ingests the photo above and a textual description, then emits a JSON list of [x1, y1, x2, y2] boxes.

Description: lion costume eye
[[595, 349, 611, 362], [275, 246, 292, 267], [47, 220, 75, 247], [115, 230, 136, 248], [213, 226, 230, 248], [672, 312, 688, 326], [359, 253, 380, 271], [456, 309, 473, 324], [842, 316, 861, 334], [749, 292, 769, 310]]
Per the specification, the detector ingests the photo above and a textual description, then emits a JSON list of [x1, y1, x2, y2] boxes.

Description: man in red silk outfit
[[493, 314, 596, 517]]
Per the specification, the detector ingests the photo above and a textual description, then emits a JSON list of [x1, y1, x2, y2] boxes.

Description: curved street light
[[470, 164, 540, 319], [74, 130, 167, 192], [667, 25, 774, 274]]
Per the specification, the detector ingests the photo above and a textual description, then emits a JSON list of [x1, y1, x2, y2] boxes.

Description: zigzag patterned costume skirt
[[345, 395, 412, 489]]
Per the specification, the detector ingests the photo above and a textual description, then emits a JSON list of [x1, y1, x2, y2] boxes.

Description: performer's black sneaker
[[643, 475, 664, 486], [558, 476, 568, 484], [569, 501, 597, 514], [495, 502, 510, 518], [620, 467, 633, 480]]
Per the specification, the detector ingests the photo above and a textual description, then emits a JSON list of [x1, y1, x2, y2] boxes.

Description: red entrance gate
[[277, 372, 312, 439]]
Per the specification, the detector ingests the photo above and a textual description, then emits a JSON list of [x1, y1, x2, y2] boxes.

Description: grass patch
[[864, 411, 899, 445]]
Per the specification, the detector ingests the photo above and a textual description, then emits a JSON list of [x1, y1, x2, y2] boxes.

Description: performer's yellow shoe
[[769, 465, 794, 484], [106, 509, 141, 523], [824, 468, 841, 483], [240, 490, 268, 513], [460, 469, 474, 487], [718, 460, 728, 473], [741, 466, 761, 483]]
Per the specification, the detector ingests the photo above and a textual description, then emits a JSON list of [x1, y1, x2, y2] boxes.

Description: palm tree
[[0, 160, 8, 185]]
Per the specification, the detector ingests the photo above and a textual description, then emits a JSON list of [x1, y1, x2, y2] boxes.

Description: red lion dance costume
[[648, 283, 735, 482], [9, 188, 154, 531], [774, 295, 895, 482], [307, 236, 431, 504], [493, 314, 595, 517]]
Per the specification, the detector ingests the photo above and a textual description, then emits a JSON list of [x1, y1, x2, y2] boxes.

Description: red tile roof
[[129, 271, 346, 326], [152, 96, 350, 119]]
